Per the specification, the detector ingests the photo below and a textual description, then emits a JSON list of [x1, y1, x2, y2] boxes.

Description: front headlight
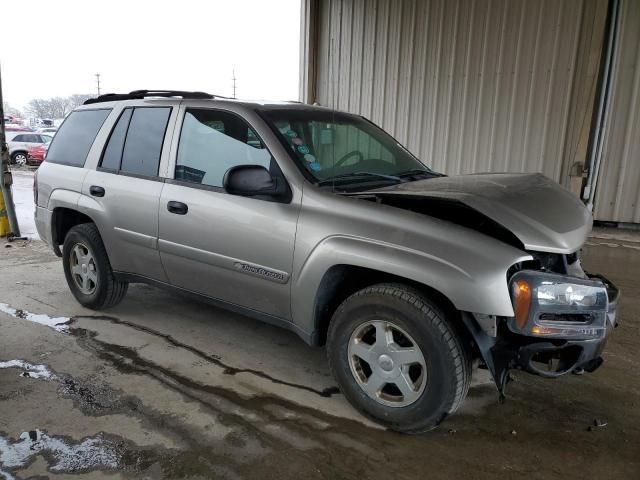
[[509, 271, 609, 339], [537, 283, 599, 307]]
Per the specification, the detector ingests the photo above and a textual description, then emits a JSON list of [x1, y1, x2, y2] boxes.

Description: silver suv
[[34, 90, 618, 432]]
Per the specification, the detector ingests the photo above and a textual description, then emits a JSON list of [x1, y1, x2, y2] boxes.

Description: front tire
[[62, 223, 128, 309], [327, 283, 471, 433]]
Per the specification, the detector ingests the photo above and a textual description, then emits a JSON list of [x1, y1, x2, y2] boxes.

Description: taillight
[[33, 169, 38, 205]]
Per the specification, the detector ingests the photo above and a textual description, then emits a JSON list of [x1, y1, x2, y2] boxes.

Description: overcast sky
[[1, 0, 301, 110]]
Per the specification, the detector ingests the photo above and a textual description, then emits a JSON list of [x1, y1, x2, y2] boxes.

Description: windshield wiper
[[396, 169, 444, 178], [316, 171, 403, 186]]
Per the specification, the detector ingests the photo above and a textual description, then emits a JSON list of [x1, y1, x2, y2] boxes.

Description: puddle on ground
[[0, 302, 342, 400], [0, 430, 122, 480], [58, 376, 142, 417], [0, 360, 57, 380], [0, 303, 71, 332]]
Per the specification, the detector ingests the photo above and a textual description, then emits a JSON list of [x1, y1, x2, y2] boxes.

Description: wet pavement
[[1, 234, 639, 478]]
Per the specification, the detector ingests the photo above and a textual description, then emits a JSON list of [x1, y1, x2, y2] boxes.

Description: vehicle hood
[[371, 173, 592, 253]]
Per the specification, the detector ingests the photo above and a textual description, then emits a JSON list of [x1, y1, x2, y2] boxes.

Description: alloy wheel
[[348, 320, 427, 407], [14, 153, 27, 167], [69, 243, 98, 295]]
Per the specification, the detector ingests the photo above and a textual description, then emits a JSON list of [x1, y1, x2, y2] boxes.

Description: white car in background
[[37, 127, 58, 136], [6, 132, 53, 166]]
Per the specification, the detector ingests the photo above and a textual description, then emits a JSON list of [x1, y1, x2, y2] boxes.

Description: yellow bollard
[[0, 188, 10, 236]]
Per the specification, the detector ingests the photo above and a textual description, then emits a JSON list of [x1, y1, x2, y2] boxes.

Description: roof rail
[[83, 90, 219, 105]]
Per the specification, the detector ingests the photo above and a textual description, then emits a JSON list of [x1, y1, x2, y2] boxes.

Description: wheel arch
[[291, 235, 521, 346], [309, 264, 462, 346], [51, 207, 97, 257], [11, 150, 28, 159]]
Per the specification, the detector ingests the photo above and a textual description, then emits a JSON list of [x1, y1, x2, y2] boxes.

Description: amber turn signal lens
[[513, 280, 531, 329]]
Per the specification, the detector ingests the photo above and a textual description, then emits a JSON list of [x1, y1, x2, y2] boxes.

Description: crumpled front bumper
[[512, 273, 618, 378], [461, 273, 619, 396]]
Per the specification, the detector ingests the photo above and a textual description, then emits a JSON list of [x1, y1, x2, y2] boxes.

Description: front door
[[158, 107, 299, 320]]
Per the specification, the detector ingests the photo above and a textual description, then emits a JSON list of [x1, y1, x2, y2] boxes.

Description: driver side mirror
[[223, 165, 288, 200]]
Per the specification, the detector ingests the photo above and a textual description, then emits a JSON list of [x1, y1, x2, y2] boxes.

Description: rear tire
[[327, 283, 471, 433], [62, 223, 128, 309], [11, 152, 27, 166]]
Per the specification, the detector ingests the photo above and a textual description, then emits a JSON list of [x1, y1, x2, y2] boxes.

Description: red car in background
[[27, 143, 48, 166]]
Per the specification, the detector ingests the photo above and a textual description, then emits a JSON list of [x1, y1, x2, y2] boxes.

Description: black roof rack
[[83, 90, 221, 105]]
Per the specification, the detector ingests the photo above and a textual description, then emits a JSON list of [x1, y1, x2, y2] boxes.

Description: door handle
[[167, 201, 188, 215], [89, 185, 105, 197]]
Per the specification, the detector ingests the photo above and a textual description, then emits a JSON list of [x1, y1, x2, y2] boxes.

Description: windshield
[[261, 109, 436, 189]]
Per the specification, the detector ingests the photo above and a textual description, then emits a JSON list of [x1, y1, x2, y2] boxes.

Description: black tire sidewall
[[62, 224, 113, 309], [328, 287, 465, 432], [11, 152, 25, 165]]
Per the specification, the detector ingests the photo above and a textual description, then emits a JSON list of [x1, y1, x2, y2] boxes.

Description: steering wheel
[[334, 150, 364, 168]]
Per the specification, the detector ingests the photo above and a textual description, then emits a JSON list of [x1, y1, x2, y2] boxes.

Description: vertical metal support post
[[0, 63, 22, 237]]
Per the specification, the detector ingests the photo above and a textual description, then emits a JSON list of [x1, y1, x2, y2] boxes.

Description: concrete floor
[[0, 229, 639, 478]]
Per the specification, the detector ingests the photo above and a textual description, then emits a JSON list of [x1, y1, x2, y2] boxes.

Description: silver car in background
[[33, 90, 619, 433], [7, 131, 53, 165]]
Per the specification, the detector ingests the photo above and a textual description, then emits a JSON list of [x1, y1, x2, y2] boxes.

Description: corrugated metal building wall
[[300, 0, 640, 223], [594, 0, 640, 222]]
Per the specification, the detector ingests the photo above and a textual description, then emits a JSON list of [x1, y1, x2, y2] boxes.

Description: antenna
[[232, 69, 237, 99], [95, 73, 101, 95]]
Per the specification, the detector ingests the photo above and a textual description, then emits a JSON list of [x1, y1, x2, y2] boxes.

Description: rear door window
[[46, 109, 111, 167], [100, 108, 133, 170], [120, 107, 171, 177]]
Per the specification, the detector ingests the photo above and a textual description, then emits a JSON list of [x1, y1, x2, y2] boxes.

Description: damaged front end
[[354, 173, 618, 398], [462, 252, 619, 399]]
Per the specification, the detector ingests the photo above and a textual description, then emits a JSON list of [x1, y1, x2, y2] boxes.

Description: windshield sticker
[[285, 129, 298, 138], [297, 145, 311, 155], [309, 162, 322, 171]]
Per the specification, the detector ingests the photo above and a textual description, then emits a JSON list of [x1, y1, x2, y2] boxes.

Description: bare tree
[[2, 101, 23, 118], [26, 98, 52, 118], [68, 94, 93, 109], [26, 94, 94, 119]]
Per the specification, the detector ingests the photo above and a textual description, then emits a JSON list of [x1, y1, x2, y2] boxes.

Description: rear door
[[157, 107, 300, 319], [81, 105, 176, 281]]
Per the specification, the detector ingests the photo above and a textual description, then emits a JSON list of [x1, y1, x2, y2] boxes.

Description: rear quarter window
[[46, 109, 111, 167]]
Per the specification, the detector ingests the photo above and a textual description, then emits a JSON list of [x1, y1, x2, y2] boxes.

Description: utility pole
[[95, 73, 101, 96], [232, 69, 237, 99], [0, 63, 22, 238]]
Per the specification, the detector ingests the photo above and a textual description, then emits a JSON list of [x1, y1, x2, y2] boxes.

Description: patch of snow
[[0, 430, 121, 478], [0, 360, 57, 380], [0, 303, 70, 332]]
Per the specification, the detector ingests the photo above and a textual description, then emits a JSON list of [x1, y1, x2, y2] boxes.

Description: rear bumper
[[35, 206, 53, 246]]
